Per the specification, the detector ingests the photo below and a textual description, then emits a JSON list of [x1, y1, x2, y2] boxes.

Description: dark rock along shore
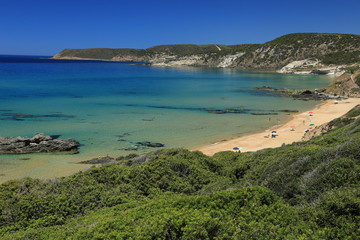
[[254, 86, 345, 100], [0, 133, 80, 154]]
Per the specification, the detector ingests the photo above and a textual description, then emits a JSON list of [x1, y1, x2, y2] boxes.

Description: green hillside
[[147, 44, 221, 55], [54, 43, 259, 60], [146, 43, 261, 57], [1, 105, 360, 239], [54, 48, 147, 60], [264, 33, 360, 65], [265, 33, 360, 46], [53, 33, 360, 67]]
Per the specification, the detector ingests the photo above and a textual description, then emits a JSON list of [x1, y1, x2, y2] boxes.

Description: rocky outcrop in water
[[255, 86, 345, 100], [0, 133, 80, 153], [137, 141, 165, 148]]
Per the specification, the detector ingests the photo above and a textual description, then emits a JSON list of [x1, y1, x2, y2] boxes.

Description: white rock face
[[150, 55, 206, 66], [111, 55, 147, 62], [326, 68, 345, 76], [278, 59, 347, 76], [217, 52, 245, 68], [277, 59, 320, 73]]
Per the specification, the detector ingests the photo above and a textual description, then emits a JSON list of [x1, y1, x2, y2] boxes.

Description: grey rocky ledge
[[0, 133, 80, 154]]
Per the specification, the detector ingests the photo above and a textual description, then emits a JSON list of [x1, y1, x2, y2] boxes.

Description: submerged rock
[[206, 109, 227, 114], [206, 108, 245, 114], [142, 118, 155, 121], [0, 113, 75, 121], [0, 133, 80, 154], [137, 141, 165, 148], [251, 112, 279, 115], [277, 110, 299, 113]]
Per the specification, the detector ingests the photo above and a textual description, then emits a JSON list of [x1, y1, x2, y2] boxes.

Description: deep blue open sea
[[0, 55, 334, 182]]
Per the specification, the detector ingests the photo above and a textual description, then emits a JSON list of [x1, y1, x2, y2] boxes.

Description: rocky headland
[[52, 33, 360, 100], [0, 133, 80, 154], [302, 104, 360, 141], [53, 33, 360, 73], [325, 70, 360, 97]]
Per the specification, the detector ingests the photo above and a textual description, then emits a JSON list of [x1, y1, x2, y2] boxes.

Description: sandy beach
[[194, 98, 360, 155]]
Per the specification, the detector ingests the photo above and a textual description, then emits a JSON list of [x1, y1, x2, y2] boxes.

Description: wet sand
[[194, 98, 360, 155]]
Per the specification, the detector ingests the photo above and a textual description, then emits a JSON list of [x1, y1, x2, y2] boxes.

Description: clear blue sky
[[1, 0, 359, 56]]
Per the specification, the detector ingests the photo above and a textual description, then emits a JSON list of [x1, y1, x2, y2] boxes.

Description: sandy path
[[193, 98, 360, 155]]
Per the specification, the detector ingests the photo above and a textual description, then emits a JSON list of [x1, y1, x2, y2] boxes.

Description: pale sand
[[194, 98, 360, 156]]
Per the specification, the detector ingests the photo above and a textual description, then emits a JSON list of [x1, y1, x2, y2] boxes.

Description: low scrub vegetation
[[355, 73, 360, 85], [320, 51, 360, 65]]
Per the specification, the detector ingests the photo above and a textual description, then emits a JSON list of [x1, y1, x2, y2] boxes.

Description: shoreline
[[1, 99, 359, 184], [193, 98, 360, 156], [50, 57, 120, 62]]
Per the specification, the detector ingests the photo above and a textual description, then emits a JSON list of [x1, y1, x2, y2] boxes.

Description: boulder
[[137, 141, 165, 148], [0, 133, 80, 153]]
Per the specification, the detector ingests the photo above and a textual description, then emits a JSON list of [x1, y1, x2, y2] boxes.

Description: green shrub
[[355, 73, 360, 85], [346, 105, 360, 118]]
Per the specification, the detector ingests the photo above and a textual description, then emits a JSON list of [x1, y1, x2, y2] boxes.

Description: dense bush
[[355, 73, 360, 85], [1, 188, 318, 239]]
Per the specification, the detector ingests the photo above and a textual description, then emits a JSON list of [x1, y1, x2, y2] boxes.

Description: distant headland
[[53, 33, 360, 74]]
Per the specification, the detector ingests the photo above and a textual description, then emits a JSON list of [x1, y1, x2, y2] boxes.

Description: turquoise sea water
[[0, 55, 334, 182]]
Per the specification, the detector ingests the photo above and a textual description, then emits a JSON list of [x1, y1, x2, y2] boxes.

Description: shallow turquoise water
[[0, 56, 334, 182]]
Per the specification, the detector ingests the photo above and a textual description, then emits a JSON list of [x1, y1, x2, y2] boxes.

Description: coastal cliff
[[53, 48, 148, 62], [53, 33, 360, 71], [325, 70, 360, 97], [302, 104, 360, 141]]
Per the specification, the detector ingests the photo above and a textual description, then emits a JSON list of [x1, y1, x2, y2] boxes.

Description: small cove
[[0, 55, 334, 182]]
